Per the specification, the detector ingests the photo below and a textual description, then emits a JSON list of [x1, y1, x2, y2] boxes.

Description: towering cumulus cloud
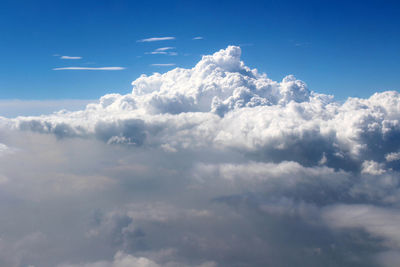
[[0, 46, 400, 266]]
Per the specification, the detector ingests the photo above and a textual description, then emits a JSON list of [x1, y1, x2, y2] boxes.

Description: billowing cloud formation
[[1, 46, 400, 266]]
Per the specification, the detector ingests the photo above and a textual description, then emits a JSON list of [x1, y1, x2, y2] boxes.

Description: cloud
[[192, 36, 203, 40], [145, 51, 168, 55], [58, 251, 161, 267], [52, 67, 126, 70], [323, 205, 400, 245], [1, 46, 400, 266], [155, 47, 175, 52], [386, 152, 400, 162], [58, 251, 216, 267], [61, 56, 82, 60], [146, 47, 177, 56], [137, 37, 175, 42], [146, 52, 177, 56], [150, 63, 176, 66]]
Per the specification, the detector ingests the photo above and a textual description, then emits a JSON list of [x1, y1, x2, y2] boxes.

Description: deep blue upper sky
[[1, 0, 399, 100]]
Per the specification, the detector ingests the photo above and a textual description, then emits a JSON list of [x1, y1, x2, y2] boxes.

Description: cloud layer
[[1, 46, 400, 266]]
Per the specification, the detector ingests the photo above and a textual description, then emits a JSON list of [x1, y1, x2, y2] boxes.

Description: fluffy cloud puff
[[0, 46, 400, 266]]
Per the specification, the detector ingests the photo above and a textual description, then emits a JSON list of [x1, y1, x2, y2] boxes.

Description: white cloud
[[150, 63, 176, 66], [60, 56, 82, 60], [386, 152, 400, 162], [145, 51, 168, 55], [155, 47, 175, 52], [361, 160, 387, 175], [52, 67, 125, 70], [192, 36, 203, 40], [146, 47, 177, 56], [137, 37, 175, 42]]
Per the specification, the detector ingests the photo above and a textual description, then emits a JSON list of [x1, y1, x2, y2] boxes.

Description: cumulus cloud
[[386, 152, 400, 162], [137, 37, 175, 42], [1, 46, 400, 266]]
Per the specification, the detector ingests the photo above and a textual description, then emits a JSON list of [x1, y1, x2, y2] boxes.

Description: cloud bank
[[1, 46, 400, 267]]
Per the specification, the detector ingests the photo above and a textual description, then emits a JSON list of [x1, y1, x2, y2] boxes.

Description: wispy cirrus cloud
[[52, 67, 125, 70], [137, 37, 175, 42], [145, 51, 168, 55], [145, 47, 177, 56], [60, 56, 82, 60], [145, 51, 178, 56], [151, 63, 176, 67], [155, 47, 175, 51], [192, 36, 203, 40]]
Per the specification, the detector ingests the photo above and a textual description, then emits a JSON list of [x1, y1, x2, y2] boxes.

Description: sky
[[2, 1, 400, 267], [0, 0, 399, 102]]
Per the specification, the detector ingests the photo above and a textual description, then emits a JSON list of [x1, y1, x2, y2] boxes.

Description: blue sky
[[1, 0, 399, 100]]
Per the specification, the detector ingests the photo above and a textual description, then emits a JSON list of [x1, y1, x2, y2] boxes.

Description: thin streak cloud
[[60, 56, 82, 60], [155, 47, 175, 51], [151, 63, 176, 66], [145, 51, 168, 55], [145, 51, 178, 56], [52, 67, 125, 70], [137, 37, 175, 42], [192, 36, 203, 40]]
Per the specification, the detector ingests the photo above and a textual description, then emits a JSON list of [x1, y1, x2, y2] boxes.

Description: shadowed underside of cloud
[[0, 46, 400, 267]]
